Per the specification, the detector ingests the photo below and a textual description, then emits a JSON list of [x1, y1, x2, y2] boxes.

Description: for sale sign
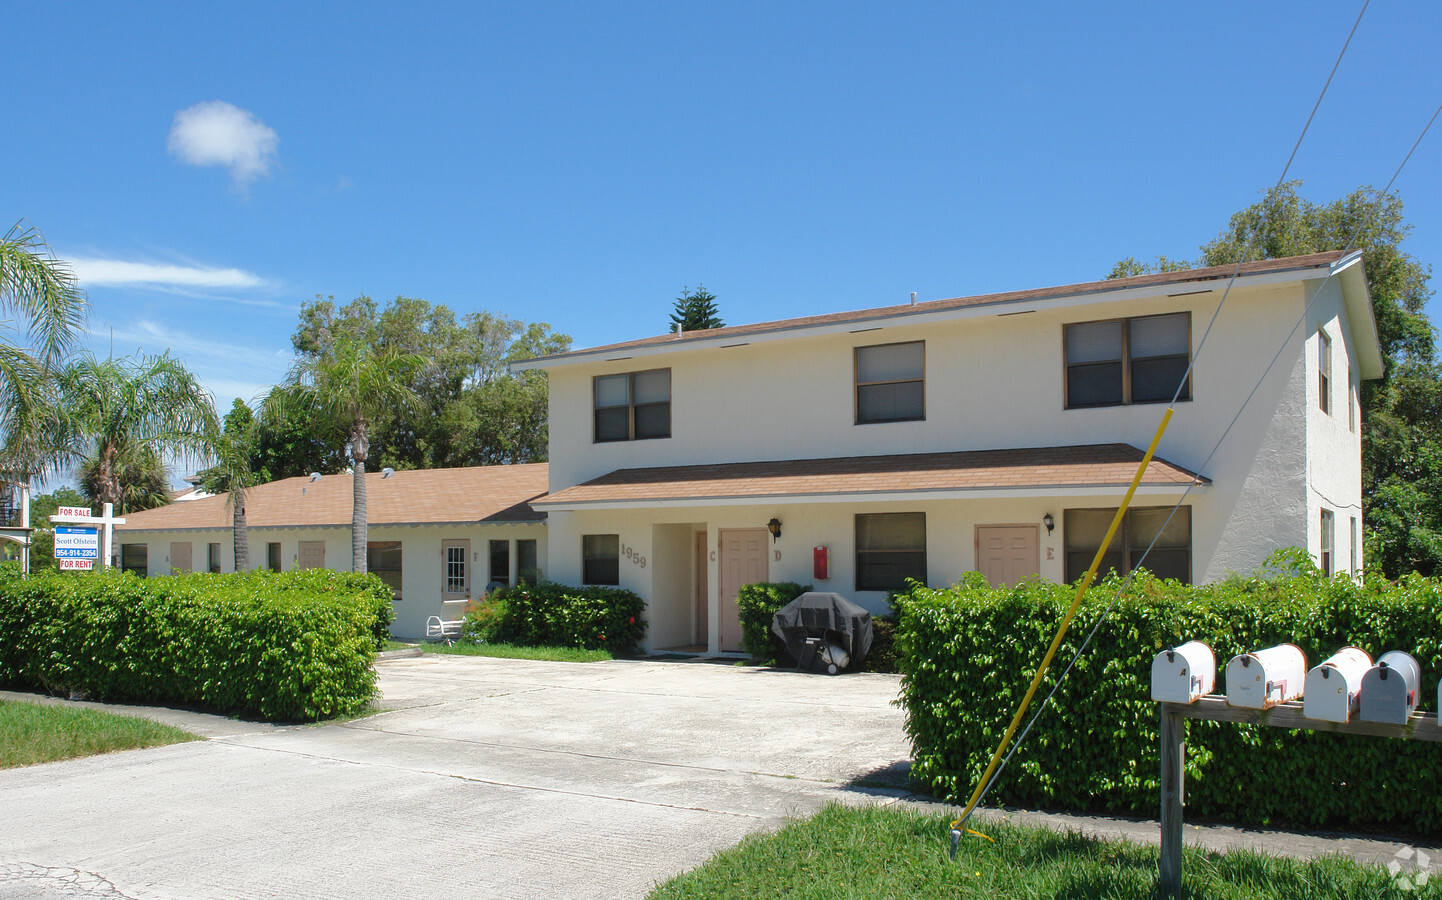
[[54, 526, 100, 560], [56, 506, 91, 518]]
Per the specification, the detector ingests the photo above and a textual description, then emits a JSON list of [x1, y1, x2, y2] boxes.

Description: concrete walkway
[[1, 654, 1436, 898]]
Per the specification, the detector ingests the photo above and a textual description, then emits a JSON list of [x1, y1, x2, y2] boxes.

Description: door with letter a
[[718, 528, 768, 652], [975, 525, 1040, 588]]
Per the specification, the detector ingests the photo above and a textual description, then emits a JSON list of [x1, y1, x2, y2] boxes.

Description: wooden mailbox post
[[1158, 697, 1442, 896]]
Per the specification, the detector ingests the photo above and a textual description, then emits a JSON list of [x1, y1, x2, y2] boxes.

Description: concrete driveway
[[0, 655, 911, 900]]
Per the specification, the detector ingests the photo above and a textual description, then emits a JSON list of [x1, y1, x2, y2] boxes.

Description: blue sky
[[6, 2, 1440, 422]]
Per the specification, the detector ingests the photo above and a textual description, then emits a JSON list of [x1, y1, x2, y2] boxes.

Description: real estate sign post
[[49, 504, 126, 570]]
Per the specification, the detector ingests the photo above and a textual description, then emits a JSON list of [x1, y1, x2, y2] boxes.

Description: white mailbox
[[1226, 644, 1306, 709], [1151, 641, 1216, 703], [1359, 651, 1421, 725], [1302, 647, 1372, 723]]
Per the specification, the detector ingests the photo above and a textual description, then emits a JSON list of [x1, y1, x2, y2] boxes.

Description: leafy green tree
[[1105, 255, 1191, 279], [56, 353, 219, 511], [0, 223, 87, 480], [288, 295, 569, 470], [273, 336, 423, 573], [1111, 182, 1439, 577], [669, 285, 724, 332], [26, 486, 89, 572]]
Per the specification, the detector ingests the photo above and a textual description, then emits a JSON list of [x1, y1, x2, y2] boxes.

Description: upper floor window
[[855, 341, 924, 424], [1348, 365, 1356, 432], [1318, 330, 1332, 415], [1064, 313, 1190, 408], [595, 369, 670, 442]]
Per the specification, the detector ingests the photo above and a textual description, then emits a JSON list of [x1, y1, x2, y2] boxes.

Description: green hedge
[[736, 582, 811, 664], [0, 567, 391, 722], [898, 568, 1442, 835], [470, 581, 646, 654]]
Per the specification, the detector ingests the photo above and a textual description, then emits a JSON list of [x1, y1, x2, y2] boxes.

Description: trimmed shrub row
[[0, 567, 392, 722], [466, 582, 646, 654], [898, 567, 1442, 835]]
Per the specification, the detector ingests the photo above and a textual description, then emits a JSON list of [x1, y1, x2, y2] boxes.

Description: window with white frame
[[855, 512, 926, 591], [1064, 313, 1191, 408], [594, 369, 671, 442], [1320, 509, 1335, 577], [855, 342, 925, 424], [1318, 330, 1332, 415], [267, 542, 282, 572]]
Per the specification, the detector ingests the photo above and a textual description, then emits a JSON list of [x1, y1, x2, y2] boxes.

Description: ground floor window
[[1320, 509, 1334, 577], [582, 534, 619, 585], [489, 539, 510, 587], [368, 541, 402, 600], [1064, 506, 1191, 584], [208, 543, 222, 573], [267, 542, 282, 572], [121, 543, 147, 576], [517, 539, 538, 584], [855, 512, 926, 592]]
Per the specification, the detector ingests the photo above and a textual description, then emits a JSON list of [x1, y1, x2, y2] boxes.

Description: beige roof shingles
[[118, 464, 548, 532], [535, 444, 1206, 507]]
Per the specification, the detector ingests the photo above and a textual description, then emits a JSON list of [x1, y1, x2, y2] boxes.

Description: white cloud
[[69, 258, 264, 289], [167, 100, 279, 186]]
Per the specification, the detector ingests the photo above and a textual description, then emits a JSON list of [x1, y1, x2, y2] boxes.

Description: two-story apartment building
[[516, 251, 1381, 654]]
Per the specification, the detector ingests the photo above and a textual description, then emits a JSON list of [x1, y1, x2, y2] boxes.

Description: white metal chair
[[424, 615, 464, 645]]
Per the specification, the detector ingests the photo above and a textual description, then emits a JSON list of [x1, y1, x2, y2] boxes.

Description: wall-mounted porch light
[[767, 518, 782, 542], [1043, 513, 1055, 535]]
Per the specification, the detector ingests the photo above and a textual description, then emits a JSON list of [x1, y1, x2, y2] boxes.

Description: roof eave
[[533, 481, 1208, 511], [511, 259, 1343, 372]]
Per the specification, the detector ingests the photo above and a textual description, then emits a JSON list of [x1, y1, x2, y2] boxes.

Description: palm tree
[[204, 400, 261, 571], [57, 353, 219, 510], [273, 337, 422, 573], [78, 443, 171, 514], [0, 223, 87, 480]]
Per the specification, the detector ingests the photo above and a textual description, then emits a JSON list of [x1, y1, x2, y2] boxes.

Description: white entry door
[[718, 528, 768, 653], [975, 525, 1040, 588]]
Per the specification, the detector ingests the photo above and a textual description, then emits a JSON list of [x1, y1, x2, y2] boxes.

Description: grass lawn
[[0, 699, 202, 769], [381, 640, 417, 651], [421, 642, 613, 663], [649, 803, 1427, 900]]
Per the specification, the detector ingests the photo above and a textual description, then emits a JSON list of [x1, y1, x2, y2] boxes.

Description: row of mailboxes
[[1150, 642, 1424, 724]]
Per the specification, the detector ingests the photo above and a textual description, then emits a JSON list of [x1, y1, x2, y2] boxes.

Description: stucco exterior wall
[[1305, 278, 1366, 575], [546, 280, 1329, 586], [113, 522, 547, 640]]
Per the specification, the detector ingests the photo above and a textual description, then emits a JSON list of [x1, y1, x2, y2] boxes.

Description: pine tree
[[669, 285, 724, 332]]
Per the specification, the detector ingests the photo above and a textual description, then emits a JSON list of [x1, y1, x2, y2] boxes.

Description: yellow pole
[[951, 407, 1174, 840]]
